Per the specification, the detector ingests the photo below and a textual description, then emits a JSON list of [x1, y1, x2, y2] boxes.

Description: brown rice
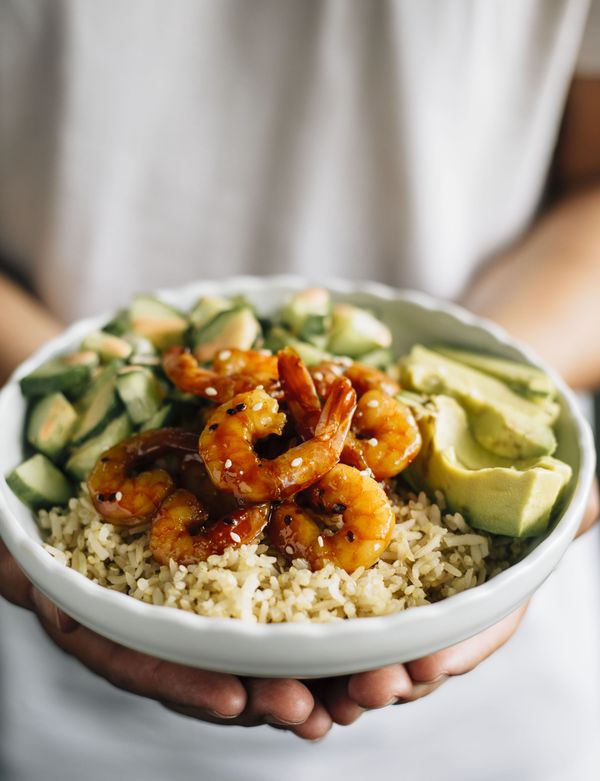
[[39, 485, 522, 623]]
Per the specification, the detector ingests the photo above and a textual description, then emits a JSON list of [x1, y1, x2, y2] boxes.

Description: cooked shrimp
[[344, 364, 400, 398], [310, 360, 400, 399], [87, 428, 199, 526], [199, 378, 357, 502], [277, 347, 369, 471], [149, 489, 271, 565], [162, 346, 281, 404], [212, 348, 279, 387], [352, 390, 422, 478], [270, 464, 395, 572]]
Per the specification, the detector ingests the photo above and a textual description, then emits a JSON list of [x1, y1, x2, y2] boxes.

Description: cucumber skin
[[20, 362, 91, 399], [70, 367, 122, 446], [140, 404, 174, 431], [116, 368, 163, 425], [6, 454, 73, 509], [65, 414, 132, 481]]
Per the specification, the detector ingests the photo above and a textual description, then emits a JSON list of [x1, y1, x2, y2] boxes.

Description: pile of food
[[6, 289, 571, 622]]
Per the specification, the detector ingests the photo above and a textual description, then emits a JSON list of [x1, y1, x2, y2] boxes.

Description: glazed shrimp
[[87, 428, 199, 526], [212, 348, 279, 387], [199, 377, 357, 502], [162, 346, 263, 403], [149, 489, 271, 566], [277, 347, 369, 471], [352, 390, 422, 478], [310, 360, 400, 399], [270, 464, 395, 572]]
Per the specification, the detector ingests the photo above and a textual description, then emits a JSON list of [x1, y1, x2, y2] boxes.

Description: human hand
[[324, 480, 600, 725], [0, 539, 332, 740]]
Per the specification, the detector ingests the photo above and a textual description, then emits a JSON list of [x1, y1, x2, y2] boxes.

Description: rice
[[38, 485, 522, 623]]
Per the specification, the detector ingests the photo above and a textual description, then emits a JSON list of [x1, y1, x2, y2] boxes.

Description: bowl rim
[[0, 274, 596, 645]]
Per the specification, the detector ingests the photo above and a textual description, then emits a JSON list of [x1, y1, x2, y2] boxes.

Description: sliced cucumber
[[129, 295, 189, 349], [140, 403, 175, 431], [263, 326, 330, 366], [116, 366, 164, 425], [357, 348, 394, 371], [70, 367, 122, 445], [65, 414, 132, 481], [189, 296, 233, 330], [280, 288, 331, 347], [192, 306, 261, 361], [327, 303, 392, 358], [27, 393, 78, 461], [102, 309, 130, 337], [6, 454, 73, 509], [81, 331, 133, 362], [20, 359, 91, 398], [63, 351, 100, 369]]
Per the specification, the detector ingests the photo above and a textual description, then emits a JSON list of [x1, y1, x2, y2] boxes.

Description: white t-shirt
[[0, 2, 599, 779]]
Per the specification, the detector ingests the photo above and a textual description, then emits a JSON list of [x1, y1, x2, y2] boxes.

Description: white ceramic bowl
[[0, 276, 595, 678]]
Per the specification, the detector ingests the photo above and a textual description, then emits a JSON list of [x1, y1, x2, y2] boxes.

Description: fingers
[[0, 539, 78, 632], [406, 602, 529, 685], [576, 478, 599, 537], [39, 618, 247, 718], [0, 539, 34, 609], [243, 678, 314, 726]]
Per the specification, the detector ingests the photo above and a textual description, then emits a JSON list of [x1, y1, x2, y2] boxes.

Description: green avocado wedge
[[401, 345, 557, 459], [405, 396, 572, 538]]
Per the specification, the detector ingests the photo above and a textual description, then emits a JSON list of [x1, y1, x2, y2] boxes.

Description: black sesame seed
[[235, 402, 246, 412], [97, 493, 106, 502], [226, 407, 236, 416], [221, 518, 235, 526], [100, 457, 110, 463], [332, 503, 347, 514], [346, 530, 355, 542], [209, 423, 219, 431], [284, 515, 293, 526]]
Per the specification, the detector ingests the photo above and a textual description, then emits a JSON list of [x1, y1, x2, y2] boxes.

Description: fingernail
[[265, 714, 305, 727], [208, 710, 240, 720]]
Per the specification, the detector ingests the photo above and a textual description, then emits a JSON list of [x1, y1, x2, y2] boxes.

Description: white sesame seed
[[331, 365, 344, 375], [291, 457, 303, 467], [317, 535, 324, 547], [368, 437, 379, 447], [252, 402, 263, 411], [239, 470, 244, 475], [218, 350, 231, 360], [339, 356, 353, 366], [239, 481, 251, 493], [259, 349, 272, 356], [360, 468, 374, 478], [367, 399, 379, 408], [205, 386, 217, 397], [224, 458, 233, 469], [313, 372, 323, 381], [285, 546, 295, 555], [114, 491, 123, 501], [230, 532, 241, 543], [256, 384, 264, 390]]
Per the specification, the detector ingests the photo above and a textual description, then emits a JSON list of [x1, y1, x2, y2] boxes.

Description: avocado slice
[[405, 395, 572, 537], [401, 346, 557, 459], [433, 346, 556, 398]]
